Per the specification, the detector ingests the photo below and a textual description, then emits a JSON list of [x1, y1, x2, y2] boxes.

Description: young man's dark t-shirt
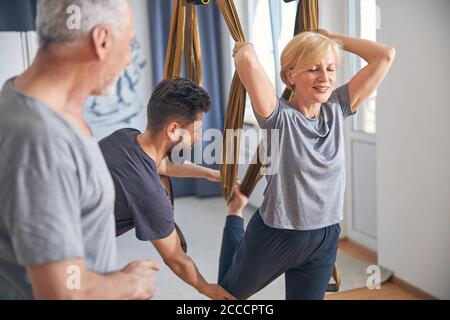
[[99, 128, 174, 240]]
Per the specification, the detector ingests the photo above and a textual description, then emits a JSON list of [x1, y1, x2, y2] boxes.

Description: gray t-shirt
[[255, 83, 355, 230], [0, 79, 117, 299]]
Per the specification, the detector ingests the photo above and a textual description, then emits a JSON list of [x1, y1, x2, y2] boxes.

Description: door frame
[[343, 0, 378, 251]]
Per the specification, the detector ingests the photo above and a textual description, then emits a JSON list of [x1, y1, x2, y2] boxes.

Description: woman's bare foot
[[227, 182, 249, 217]]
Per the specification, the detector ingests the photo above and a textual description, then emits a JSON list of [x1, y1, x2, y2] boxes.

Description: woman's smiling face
[[288, 50, 337, 104]]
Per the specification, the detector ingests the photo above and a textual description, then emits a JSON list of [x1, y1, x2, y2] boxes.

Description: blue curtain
[[148, 1, 226, 198], [147, 0, 172, 90]]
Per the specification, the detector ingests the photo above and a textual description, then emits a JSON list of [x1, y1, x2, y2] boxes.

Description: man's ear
[[166, 122, 180, 142], [91, 25, 111, 61]]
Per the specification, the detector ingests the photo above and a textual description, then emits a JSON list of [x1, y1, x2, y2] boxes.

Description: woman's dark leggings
[[218, 210, 340, 300]]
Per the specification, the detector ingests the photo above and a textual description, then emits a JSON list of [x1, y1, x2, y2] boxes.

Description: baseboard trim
[[338, 237, 378, 264], [338, 237, 437, 299], [390, 276, 437, 300]]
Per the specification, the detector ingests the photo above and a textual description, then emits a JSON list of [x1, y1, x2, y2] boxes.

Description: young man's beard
[[166, 147, 176, 162], [166, 138, 182, 162], [166, 137, 195, 163]]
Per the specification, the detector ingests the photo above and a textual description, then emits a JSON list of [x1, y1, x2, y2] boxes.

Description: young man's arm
[[151, 230, 235, 300], [158, 158, 220, 182], [27, 258, 160, 300]]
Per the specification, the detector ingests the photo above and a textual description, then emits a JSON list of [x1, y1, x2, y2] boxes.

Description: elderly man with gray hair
[[0, 0, 159, 299]]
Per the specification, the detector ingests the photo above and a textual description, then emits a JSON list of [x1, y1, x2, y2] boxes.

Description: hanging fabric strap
[[216, 0, 247, 203], [184, 3, 202, 84], [162, 0, 203, 253]]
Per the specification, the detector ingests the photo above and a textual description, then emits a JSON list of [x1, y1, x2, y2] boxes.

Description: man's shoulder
[[100, 128, 160, 183], [0, 84, 82, 147], [101, 127, 140, 141], [0, 121, 82, 172], [99, 128, 140, 151]]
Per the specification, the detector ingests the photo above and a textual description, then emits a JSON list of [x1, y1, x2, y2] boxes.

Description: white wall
[[376, 0, 450, 299]]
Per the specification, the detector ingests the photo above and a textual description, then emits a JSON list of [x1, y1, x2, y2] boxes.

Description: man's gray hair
[[36, 0, 130, 49]]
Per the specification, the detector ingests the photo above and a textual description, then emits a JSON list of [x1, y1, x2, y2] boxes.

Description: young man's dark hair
[[147, 78, 211, 134]]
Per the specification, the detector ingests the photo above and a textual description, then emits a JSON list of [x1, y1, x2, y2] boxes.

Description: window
[[349, 0, 379, 134]]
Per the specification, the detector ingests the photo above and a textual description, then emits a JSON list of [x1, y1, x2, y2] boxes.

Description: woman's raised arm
[[318, 29, 396, 112], [233, 42, 277, 119]]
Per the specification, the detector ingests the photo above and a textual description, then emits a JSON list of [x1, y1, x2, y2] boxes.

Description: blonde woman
[[218, 30, 395, 299]]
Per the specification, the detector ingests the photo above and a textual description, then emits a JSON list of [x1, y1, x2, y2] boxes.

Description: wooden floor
[[326, 282, 423, 300], [325, 239, 431, 300]]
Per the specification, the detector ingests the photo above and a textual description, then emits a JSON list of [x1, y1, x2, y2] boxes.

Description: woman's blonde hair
[[280, 32, 340, 89]]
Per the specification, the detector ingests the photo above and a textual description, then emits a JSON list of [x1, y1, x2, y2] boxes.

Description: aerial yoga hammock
[[161, 0, 340, 293]]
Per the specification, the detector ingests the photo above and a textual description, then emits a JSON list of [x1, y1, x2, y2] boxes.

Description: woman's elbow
[[384, 46, 396, 63]]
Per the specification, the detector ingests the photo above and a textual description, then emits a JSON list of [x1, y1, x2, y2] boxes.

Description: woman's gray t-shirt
[[255, 83, 355, 230]]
